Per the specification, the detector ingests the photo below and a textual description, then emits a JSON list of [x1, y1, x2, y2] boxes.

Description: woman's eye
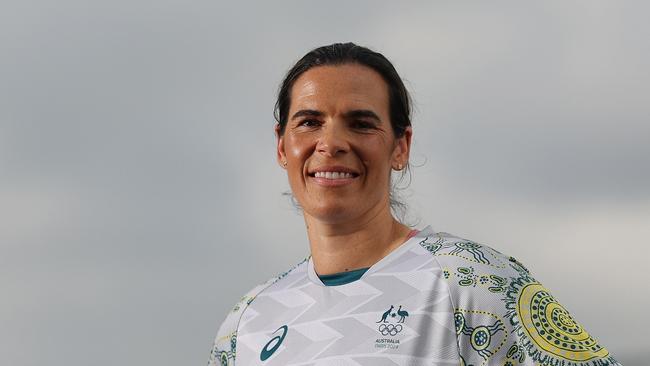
[[352, 120, 374, 129], [298, 119, 320, 127]]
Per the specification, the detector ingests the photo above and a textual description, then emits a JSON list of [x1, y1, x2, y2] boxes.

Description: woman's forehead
[[290, 64, 389, 112]]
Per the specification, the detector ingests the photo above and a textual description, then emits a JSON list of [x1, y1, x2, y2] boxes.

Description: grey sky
[[1, 1, 648, 365]]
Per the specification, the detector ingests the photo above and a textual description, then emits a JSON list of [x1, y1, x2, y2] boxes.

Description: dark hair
[[274, 42, 412, 139], [275, 43, 415, 224]]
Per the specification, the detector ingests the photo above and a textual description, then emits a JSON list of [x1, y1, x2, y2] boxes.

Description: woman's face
[[276, 63, 412, 224]]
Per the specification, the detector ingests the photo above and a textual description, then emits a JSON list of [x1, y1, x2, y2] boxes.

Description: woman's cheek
[[287, 135, 314, 159]]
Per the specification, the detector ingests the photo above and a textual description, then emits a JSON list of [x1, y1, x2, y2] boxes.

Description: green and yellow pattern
[[505, 274, 618, 366]]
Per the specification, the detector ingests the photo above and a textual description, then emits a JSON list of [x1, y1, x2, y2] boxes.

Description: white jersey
[[207, 226, 621, 366]]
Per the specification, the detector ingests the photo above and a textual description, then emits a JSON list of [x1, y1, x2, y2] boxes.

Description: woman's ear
[[393, 126, 413, 166], [275, 123, 287, 169]]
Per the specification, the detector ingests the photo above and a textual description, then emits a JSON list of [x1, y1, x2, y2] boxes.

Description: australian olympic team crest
[[374, 304, 409, 350]]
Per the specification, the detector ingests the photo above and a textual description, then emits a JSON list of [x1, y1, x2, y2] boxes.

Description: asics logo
[[260, 325, 288, 361]]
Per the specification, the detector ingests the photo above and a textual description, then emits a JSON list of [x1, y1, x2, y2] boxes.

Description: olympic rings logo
[[378, 323, 403, 336]]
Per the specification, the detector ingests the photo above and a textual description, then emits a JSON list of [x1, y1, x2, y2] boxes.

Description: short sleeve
[[498, 257, 622, 366], [423, 232, 622, 366], [207, 295, 250, 366], [206, 257, 310, 366]]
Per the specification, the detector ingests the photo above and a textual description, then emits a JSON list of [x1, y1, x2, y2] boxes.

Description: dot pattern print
[[505, 273, 618, 366]]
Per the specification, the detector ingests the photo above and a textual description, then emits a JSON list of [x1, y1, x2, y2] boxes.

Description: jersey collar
[[306, 225, 435, 287]]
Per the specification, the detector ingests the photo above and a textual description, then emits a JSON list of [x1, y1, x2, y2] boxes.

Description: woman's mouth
[[312, 171, 356, 179], [308, 169, 360, 186]]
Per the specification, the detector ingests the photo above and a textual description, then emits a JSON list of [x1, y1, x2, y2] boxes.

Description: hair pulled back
[[274, 42, 415, 224], [274, 42, 412, 139]]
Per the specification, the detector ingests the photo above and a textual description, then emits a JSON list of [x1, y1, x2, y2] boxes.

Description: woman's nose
[[316, 121, 349, 157]]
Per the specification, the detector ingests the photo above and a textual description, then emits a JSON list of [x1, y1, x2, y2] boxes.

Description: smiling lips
[[314, 171, 354, 179], [308, 166, 360, 186]]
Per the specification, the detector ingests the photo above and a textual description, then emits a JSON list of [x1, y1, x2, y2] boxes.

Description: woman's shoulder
[[207, 256, 310, 366], [416, 229, 622, 366], [416, 230, 530, 280], [221, 255, 311, 324]]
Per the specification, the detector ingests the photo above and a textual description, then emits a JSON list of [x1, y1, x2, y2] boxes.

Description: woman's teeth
[[314, 171, 354, 179]]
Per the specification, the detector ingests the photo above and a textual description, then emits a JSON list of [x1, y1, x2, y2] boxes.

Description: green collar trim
[[317, 267, 370, 286]]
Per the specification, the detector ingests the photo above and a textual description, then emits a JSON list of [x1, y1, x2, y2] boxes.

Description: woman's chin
[[304, 203, 361, 224]]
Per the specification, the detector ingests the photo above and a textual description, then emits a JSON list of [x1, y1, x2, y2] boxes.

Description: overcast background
[[1, 1, 648, 365]]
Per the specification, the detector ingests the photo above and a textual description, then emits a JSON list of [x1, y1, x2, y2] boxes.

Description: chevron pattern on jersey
[[233, 235, 459, 365], [208, 227, 622, 366]]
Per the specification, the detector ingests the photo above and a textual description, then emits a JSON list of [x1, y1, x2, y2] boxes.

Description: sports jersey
[[207, 226, 621, 366]]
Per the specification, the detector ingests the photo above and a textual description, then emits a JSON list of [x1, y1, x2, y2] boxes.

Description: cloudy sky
[[1, 1, 648, 365]]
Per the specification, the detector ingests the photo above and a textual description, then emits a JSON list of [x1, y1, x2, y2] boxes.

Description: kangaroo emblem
[[376, 305, 394, 323], [397, 305, 409, 323]]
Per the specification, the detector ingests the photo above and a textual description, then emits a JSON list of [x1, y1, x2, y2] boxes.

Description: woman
[[208, 43, 621, 366]]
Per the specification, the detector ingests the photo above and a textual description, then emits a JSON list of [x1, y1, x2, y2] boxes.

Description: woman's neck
[[304, 207, 412, 275]]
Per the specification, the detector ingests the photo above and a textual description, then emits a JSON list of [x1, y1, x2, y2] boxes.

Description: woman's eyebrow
[[291, 109, 323, 120], [290, 109, 381, 122], [344, 109, 381, 122]]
